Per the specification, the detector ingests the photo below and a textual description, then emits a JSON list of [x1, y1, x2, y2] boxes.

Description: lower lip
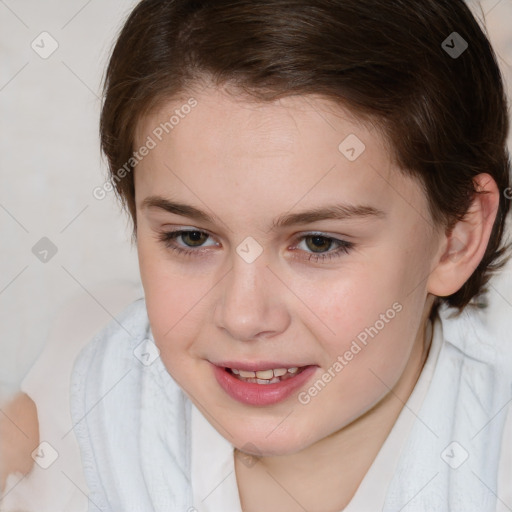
[[212, 364, 318, 406]]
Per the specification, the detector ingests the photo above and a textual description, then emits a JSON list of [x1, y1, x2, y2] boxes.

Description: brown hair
[[100, 0, 511, 315]]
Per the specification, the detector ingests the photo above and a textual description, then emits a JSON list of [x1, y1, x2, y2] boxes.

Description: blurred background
[[0, 0, 142, 399], [1, 0, 512, 397]]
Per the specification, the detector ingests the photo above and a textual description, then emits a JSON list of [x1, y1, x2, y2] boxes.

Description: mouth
[[211, 362, 317, 406], [226, 366, 307, 384]]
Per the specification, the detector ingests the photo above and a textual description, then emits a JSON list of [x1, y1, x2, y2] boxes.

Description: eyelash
[[155, 229, 354, 263]]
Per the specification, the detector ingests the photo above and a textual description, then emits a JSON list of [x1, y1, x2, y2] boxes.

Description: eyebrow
[[140, 195, 386, 229]]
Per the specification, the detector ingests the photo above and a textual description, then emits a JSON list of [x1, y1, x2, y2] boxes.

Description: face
[[133, 86, 442, 456]]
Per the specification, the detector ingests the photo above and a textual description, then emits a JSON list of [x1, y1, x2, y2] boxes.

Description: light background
[[1, 0, 512, 395]]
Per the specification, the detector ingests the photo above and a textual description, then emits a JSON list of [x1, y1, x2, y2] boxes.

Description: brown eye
[[304, 235, 333, 253], [178, 230, 209, 247], [293, 233, 354, 263], [156, 229, 215, 255]]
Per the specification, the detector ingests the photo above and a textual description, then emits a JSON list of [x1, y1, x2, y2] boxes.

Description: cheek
[[297, 259, 403, 342], [297, 253, 424, 385], [296, 301, 416, 430], [137, 241, 191, 361], [138, 249, 221, 381]]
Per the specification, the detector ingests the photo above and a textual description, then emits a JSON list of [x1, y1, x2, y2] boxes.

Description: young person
[[70, 1, 512, 510]]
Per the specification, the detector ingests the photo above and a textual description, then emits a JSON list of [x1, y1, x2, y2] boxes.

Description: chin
[[230, 417, 318, 457]]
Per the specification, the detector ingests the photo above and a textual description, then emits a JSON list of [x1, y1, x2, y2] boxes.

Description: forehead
[[137, 87, 380, 158], [133, 87, 429, 229]]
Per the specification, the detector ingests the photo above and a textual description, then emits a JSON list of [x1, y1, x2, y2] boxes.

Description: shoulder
[[70, 295, 149, 382], [67, 296, 166, 510], [438, 301, 512, 375], [70, 295, 151, 426]]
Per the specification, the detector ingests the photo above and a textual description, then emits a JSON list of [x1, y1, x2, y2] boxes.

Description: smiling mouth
[[213, 363, 317, 406], [225, 366, 308, 384]]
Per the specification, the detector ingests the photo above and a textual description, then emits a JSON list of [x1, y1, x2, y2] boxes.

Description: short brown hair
[[100, 0, 511, 315]]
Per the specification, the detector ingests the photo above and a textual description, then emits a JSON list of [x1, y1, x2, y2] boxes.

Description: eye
[[293, 233, 354, 262], [155, 229, 354, 262], [156, 229, 216, 256]]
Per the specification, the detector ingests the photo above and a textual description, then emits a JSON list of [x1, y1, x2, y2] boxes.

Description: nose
[[213, 250, 291, 342]]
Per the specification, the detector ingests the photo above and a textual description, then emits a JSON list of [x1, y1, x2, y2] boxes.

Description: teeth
[[255, 369, 274, 379], [230, 366, 304, 381], [238, 370, 256, 378], [250, 377, 283, 384]]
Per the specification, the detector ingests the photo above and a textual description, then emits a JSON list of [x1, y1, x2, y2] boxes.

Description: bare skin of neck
[[234, 300, 435, 512]]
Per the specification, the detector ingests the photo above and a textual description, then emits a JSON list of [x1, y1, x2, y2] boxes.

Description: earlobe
[[427, 173, 500, 297]]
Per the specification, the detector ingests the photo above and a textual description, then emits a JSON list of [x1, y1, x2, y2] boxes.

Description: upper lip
[[212, 360, 314, 371]]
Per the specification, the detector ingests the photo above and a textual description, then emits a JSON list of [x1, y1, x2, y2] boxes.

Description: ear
[[427, 173, 500, 297]]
